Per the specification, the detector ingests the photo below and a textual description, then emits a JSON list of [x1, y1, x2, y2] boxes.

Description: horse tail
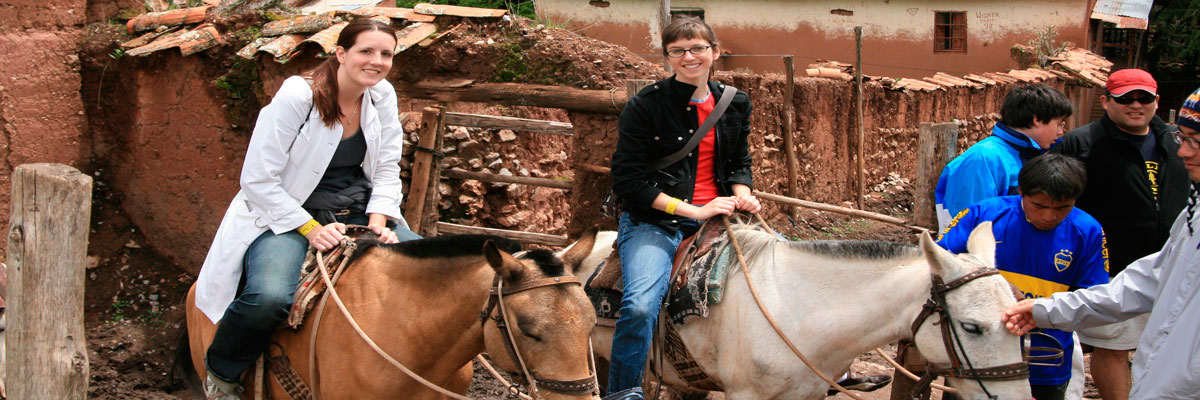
[[167, 315, 198, 393]]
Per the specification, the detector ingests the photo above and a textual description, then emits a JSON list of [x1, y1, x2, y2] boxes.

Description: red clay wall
[[0, 0, 91, 260]]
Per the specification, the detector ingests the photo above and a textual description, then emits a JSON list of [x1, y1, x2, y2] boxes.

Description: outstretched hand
[[1002, 299, 1038, 335]]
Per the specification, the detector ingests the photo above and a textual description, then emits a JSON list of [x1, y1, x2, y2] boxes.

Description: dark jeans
[[205, 216, 419, 382], [1031, 381, 1068, 400]]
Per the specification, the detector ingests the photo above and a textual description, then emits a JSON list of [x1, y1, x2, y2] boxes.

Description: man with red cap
[[1051, 69, 1189, 400]]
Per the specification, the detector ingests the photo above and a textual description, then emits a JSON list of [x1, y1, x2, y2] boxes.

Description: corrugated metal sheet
[[1091, 0, 1154, 30]]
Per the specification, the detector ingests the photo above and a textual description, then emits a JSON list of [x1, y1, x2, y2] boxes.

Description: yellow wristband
[[297, 219, 320, 237], [665, 198, 681, 215]]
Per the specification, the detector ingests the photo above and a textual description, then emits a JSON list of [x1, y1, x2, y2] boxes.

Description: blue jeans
[[205, 217, 419, 382], [607, 213, 698, 398]]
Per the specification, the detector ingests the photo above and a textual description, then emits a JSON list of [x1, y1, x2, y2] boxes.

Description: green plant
[[110, 299, 131, 322], [1012, 26, 1072, 68]]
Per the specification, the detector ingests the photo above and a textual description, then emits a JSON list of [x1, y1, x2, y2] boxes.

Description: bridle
[[909, 267, 1030, 399], [478, 269, 600, 399]]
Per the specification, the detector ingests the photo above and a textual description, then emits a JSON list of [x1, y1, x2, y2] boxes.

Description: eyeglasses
[[1172, 130, 1200, 149], [1107, 92, 1158, 105], [665, 45, 712, 58]]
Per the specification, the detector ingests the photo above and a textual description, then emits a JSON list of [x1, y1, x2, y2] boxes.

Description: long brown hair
[[307, 19, 397, 128]]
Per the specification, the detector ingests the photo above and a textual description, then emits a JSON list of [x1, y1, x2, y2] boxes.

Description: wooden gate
[[402, 106, 578, 246]]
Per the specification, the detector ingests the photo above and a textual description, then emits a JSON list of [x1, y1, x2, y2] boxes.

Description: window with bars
[[934, 11, 967, 52]]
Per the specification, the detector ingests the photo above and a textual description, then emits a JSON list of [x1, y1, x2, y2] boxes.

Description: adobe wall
[[0, 0, 91, 260], [538, 0, 1090, 78], [76, 19, 1080, 274], [565, 74, 1057, 234]]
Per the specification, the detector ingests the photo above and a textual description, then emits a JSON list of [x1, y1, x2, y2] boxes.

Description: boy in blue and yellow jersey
[[937, 153, 1109, 400]]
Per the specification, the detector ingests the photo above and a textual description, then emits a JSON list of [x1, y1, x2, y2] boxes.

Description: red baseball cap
[[1106, 69, 1157, 96]]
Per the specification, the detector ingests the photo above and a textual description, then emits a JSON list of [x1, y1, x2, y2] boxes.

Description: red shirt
[[691, 93, 719, 205]]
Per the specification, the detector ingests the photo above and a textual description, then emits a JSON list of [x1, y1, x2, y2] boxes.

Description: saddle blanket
[[584, 240, 732, 325]]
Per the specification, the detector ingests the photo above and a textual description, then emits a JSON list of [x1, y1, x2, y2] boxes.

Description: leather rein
[[908, 267, 1030, 399], [478, 272, 601, 398]]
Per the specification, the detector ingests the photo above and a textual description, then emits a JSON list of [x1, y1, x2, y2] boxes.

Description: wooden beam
[[782, 55, 798, 219], [394, 82, 626, 114], [436, 222, 571, 247], [443, 168, 573, 190], [914, 122, 938, 230], [753, 190, 923, 232], [575, 163, 611, 174], [855, 26, 866, 210], [403, 107, 444, 235], [8, 163, 92, 399], [442, 112, 573, 136], [912, 122, 959, 230]]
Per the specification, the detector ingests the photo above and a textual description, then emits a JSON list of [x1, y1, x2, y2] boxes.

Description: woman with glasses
[[605, 16, 759, 400]]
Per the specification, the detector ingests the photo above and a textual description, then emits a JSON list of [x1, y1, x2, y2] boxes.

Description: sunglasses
[[1107, 92, 1158, 105]]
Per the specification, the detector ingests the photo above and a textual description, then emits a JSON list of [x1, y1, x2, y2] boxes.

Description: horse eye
[[523, 332, 542, 342], [960, 322, 983, 334]]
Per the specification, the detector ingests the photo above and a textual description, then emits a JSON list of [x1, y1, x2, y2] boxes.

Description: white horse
[[568, 222, 1031, 400]]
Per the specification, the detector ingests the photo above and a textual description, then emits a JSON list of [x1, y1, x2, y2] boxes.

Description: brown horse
[[184, 231, 600, 399]]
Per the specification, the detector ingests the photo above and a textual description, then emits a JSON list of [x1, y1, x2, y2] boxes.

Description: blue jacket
[[934, 123, 1051, 230], [936, 196, 1110, 386]]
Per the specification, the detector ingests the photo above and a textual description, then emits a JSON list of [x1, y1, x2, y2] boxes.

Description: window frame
[[933, 11, 968, 53]]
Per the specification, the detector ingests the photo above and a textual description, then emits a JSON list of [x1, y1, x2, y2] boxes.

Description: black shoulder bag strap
[[648, 85, 738, 171]]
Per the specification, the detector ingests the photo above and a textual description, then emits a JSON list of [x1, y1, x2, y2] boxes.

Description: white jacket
[[1035, 203, 1200, 399], [195, 76, 408, 322]]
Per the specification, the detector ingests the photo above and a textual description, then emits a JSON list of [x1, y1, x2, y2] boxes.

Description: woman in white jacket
[[194, 19, 417, 397]]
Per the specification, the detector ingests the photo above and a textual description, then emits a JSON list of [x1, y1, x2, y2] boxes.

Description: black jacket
[[1052, 114, 1187, 276], [610, 76, 754, 231]]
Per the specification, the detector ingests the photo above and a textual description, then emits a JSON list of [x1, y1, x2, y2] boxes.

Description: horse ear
[[559, 227, 599, 273], [965, 221, 997, 268], [483, 240, 525, 282], [919, 229, 963, 279]]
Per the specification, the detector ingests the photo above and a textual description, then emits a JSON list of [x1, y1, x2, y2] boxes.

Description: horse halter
[[910, 268, 1030, 399], [478, 273, 600, 398]]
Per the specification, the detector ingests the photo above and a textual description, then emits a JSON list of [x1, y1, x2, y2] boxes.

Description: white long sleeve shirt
[[1034, 203, 1200, 399]]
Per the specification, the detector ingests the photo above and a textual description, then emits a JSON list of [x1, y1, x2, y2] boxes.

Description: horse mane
[[518, 248, 568, 277], [729, 225, 923, 268], [348, 234, 523, 266]]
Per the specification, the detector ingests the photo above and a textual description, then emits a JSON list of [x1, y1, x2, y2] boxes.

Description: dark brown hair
[[660, 16, 718, 55], [1019, 153, 1087, 201], [307, 19, 397, 128]]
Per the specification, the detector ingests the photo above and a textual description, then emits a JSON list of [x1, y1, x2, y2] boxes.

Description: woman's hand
[[368, 224, 399, 244], [1001, 299, 1038, 335], [687, 196, 738, 220], [733, 193, 762, 214], [306, 222, 347, 251]]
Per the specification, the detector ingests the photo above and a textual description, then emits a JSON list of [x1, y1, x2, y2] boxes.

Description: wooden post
[[659, 0, 671, 73], [782, 55, 798, 219], [913, 122, 959, 230], [403, 107, 445, 235], [7, 163, 92, 399], [626, 79, 654, 101], [854, 26, 865, 210]]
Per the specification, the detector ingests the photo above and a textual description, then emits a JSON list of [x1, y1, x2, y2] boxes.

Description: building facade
[[536, 0, 1093, 78]]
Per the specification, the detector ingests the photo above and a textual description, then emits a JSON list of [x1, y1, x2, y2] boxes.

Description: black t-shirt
[[313, 127, 367, 194], [1122, 131, 1161, 200]]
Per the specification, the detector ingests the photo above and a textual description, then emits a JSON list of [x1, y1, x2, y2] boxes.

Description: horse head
[[915, 222, 1032, 400], [480, 228, 601, 400]]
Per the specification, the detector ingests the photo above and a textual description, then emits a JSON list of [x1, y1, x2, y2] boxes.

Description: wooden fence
[[402, 107, 579, 246]]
